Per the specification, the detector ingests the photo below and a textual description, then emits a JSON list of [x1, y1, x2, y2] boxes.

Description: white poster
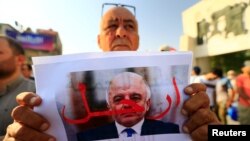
[[33, 51, 193, 141]]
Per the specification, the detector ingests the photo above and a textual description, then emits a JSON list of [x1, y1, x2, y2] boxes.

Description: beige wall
[[180, 0, 250, 70]]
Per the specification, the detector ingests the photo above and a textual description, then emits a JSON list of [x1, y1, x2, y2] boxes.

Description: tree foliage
[[210, 50, 250, 74]]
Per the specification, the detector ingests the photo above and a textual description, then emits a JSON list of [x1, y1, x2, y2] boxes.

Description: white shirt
[[190, 75, 201, 83], [116, 118, 144, 140], [199, 75, 218, 106]]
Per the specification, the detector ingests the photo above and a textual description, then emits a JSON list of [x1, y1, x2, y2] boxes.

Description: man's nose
[[122, 96, 132, 108], [116, 26, 127, 38]]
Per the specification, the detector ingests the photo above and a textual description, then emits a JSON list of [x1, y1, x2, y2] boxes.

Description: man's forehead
[[0, 38, 10, 49], [109, 81, 146, 96], [0, 37, 8, 43], [101, 7, 136, 24]]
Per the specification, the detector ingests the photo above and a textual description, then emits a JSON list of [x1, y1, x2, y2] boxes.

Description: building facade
[[180, 0, 250, 73]]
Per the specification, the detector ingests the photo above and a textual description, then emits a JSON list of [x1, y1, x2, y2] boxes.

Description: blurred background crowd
[[190, 61, 250, 125]]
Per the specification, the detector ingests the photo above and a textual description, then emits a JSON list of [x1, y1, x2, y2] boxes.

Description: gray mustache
[[112, 39, 131, 47]]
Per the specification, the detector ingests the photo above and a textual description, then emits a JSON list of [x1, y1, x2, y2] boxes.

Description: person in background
[[236, 60, 250, 125], [0, 35, 36, 139], [227, 70, 238, 101], [3, 6, 220, 141], [226, 70, 239, 123], [21, 63, 35, 80], [212, 68, 235, 124], [190, 66, 202, 83], [199, 70, 219, 112], [159, 44, 176, 52]]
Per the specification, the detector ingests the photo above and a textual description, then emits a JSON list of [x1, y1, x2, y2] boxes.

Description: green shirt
[[0, 75, 35, 136]]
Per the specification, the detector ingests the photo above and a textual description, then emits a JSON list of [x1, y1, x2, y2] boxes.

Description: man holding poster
[[4, 4, 220, 141]]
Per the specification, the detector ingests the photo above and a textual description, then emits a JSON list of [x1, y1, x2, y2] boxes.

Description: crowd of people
[[190, 62, 250, 125]]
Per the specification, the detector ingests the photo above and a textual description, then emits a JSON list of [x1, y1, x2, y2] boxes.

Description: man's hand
[[182, 83, 221, 141], [226, 99, 233, 108], [3, 92, 55, 141]]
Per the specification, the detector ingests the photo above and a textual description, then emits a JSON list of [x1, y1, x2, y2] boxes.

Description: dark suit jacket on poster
[[77, 119, 180, 141]]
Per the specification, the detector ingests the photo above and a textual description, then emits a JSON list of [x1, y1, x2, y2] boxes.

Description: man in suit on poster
[[77, 72, 179, 141]]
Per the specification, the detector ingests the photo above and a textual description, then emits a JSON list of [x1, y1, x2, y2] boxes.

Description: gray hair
[[105, 72, 151, 105]]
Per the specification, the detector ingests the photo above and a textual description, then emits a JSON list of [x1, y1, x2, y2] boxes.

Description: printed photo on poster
[[33, 52, 192, 141], [57, 66, 189, 141]]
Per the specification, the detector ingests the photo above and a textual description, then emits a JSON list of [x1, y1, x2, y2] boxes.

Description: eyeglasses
[[101, 3, 136, 17]]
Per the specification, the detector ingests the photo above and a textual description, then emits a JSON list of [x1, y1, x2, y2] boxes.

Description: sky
[[0, 0, 199, 54]]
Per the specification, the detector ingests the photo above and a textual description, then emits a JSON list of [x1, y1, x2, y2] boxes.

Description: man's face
[[108, 74, 150, 127], [21, 65, 32, 78], [243, 66, 250, 75], [0, 38, 17, 79], [98, 7, 139, 51]]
